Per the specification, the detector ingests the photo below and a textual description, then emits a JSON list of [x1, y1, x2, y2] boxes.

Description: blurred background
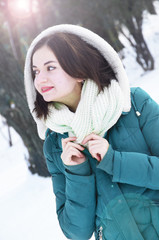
[[0, 0, 159, 239]]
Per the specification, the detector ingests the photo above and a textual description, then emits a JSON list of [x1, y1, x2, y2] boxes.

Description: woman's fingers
[[81, 133, 109, 161], [61, 148, 85, 165], [61, 136, 77, 149], [87, 139, 100, 147], [89, 144, 102, 160], [93, 153, 101, 162], [65, 141, 85, 152], [81, 133, 101, 145], [61, 147, 81, 160], [67, 147, 84, 158], [61, 137, 86, 165]]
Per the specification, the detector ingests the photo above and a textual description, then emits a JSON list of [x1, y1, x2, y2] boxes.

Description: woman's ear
[[77, 79, 85, 84]]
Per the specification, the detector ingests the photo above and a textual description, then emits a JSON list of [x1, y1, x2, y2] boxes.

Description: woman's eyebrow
[[32, 60, 57, 68], [44, 60, 57, 66]]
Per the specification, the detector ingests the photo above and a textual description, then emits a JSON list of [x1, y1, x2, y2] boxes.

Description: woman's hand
[[81, 133, 109, 162], [61, 136, 86, 166]]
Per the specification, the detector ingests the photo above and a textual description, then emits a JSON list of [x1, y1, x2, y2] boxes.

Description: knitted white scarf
[[45, 79, 124, 144]]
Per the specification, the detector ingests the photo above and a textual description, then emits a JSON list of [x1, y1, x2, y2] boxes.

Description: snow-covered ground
[[0, 122, 65, 240], [0, 2, 159, 240]]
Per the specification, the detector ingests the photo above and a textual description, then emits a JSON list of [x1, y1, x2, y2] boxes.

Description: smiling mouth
[[41, 87, 54, 93]]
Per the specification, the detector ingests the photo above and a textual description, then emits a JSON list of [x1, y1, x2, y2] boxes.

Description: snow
[[0, 119, 65, 240], [0, 2, 159, 239], [119, 0, 159, 104]]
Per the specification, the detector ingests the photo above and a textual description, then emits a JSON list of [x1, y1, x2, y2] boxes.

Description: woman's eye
[[47, 66, 55, 71], [33, 70, 39, 76]]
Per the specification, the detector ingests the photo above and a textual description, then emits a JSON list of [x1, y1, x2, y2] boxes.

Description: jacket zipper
[[98, 226, 103, 240]]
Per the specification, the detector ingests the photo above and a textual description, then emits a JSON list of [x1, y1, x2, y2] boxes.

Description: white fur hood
[[24, 24, 131, 140]]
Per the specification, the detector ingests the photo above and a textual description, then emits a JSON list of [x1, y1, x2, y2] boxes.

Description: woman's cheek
[[34, 78, 39, 92]]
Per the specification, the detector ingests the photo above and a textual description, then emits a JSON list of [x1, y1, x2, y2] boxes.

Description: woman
[[24, 24, 159, 240]]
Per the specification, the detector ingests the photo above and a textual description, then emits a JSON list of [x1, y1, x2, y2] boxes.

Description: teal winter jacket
[[43, 87, 159, 240]]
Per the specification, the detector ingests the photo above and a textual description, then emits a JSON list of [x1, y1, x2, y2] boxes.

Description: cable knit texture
[[45, 79, 124, 143]]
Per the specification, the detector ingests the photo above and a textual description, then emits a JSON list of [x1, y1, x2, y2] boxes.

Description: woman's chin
[[43, 96, 54, 102]]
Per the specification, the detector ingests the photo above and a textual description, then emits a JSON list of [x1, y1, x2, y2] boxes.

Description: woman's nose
[[36, 72, 48, 83]]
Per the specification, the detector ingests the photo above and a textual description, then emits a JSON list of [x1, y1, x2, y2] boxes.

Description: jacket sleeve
[[44, 141, 96, 240], [97, 88, 159, 190]]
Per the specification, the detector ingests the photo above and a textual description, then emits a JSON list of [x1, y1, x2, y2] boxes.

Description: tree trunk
[[3, 0, 24, 68], [132, 28, 154, 71], [120, 16, 154, 71]]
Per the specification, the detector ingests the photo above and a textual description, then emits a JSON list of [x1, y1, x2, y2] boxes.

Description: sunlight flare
[[8, 0, 38, 18]]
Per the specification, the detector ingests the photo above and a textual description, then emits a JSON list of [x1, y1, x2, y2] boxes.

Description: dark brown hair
[[31, 32, 117, 119]]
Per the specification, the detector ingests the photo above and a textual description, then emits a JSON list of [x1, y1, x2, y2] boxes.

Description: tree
[[40, 0, 156, 70], [110, 0, 155, 70], [0, 0, 39, 68], [0, 44, 49, 176], [0, 0, 24, 66], [0, 0, 49, 176]]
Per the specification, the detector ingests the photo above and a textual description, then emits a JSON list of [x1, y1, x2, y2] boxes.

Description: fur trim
[[24, 24, 131, 140]]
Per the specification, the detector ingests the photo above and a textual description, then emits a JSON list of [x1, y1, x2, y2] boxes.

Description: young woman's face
[[32, 45, 83, 108]]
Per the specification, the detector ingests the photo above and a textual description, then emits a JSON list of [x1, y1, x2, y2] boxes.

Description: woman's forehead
[[32, 46, 57, 67]]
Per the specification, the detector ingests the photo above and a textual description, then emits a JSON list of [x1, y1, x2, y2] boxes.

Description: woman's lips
[[41, 86, 54, 93]]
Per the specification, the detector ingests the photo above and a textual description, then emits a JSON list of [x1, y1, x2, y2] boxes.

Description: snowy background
[[0, 2, 159, 240]]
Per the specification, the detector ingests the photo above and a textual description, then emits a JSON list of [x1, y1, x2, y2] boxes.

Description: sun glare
[[8, 0, 38, 18], [16, 0, 30, 12]]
